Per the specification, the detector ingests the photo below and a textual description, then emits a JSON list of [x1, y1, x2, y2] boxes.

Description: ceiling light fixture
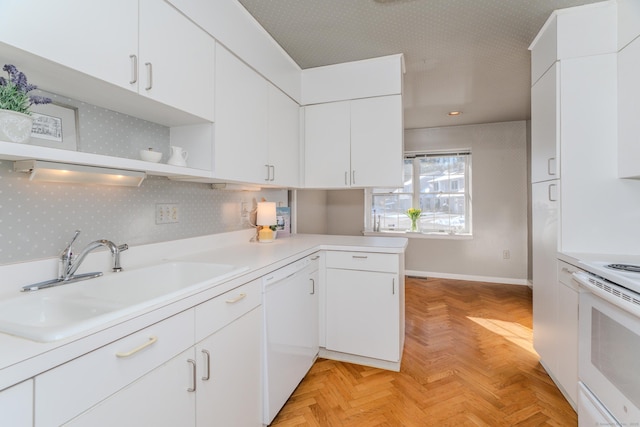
[[13, 160, 146, 187]]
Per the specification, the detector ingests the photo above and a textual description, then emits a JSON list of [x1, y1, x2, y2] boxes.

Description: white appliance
[[573, 262, 640, 426], [262, 256, 319, 425]]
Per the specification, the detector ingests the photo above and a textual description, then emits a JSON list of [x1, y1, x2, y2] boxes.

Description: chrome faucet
[[22, 230, 128, 292]]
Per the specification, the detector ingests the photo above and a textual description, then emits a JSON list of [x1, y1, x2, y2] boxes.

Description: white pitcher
[[168, 146, 188, 167]]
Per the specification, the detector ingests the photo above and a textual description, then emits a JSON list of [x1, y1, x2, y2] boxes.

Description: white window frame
[[364, 150, 473, 239]]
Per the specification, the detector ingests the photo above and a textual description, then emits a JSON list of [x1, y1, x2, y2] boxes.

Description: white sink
[[0, 262, 248, 342]]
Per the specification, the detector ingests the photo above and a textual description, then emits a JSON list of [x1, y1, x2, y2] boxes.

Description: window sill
[[363, 230, 473, 240]]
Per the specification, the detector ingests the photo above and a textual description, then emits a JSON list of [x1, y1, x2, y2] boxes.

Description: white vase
[[0, 109, 33, 143]]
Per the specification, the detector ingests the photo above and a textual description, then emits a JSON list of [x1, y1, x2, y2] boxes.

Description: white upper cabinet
[[350, 95, 403, 187], [304, 95, 403, 189], [0, 0, 215, 123], [138, 0, 215, 121], [618, 6, 640, 179], [267, 84, 300, 187], [531, 63, 559, 183], [304, 101, 352, 188], [618, 0, 640, 49], [0, 0, 137, 91], [214, 45, 269, 184]]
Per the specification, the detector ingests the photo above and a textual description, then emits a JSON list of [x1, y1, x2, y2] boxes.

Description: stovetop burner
[[607, 264, 640, 273]]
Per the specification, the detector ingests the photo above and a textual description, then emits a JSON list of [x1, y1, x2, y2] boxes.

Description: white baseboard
[[405, 269, 529, 286]]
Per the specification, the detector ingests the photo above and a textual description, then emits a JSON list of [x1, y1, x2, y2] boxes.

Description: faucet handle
[[61, 230, 81, 257]]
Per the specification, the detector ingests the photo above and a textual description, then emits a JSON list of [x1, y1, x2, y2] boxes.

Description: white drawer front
[[35, 309, 194, 427], [325, 251, 398, 273], [195, 279, 261, 342]]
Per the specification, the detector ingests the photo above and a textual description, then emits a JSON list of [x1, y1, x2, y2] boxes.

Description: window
[[368, 151, 472, 235]]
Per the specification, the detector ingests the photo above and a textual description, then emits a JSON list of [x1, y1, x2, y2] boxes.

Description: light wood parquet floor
[[271, 277, 577, 426]]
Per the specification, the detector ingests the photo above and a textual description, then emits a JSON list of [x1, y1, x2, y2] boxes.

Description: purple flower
[[29, 95, 51, 106], [1, 64, 52, 113]]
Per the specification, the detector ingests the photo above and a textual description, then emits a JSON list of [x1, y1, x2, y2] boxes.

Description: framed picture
[[276, 206, 291, 237], [29, 102, 78, 151]]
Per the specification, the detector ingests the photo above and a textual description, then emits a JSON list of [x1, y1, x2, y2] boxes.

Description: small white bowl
[[140, 149, 162, 163]]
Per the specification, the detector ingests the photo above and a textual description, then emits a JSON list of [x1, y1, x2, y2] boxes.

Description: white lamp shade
[[256, 202, 277, 226]]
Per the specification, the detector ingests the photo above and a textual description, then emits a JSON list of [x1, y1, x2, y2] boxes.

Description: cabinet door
[[618, 36, 640, 178], [531, 181, 559, 369], [66, 348, 196, 427], [557, 281, 578, 406], [139, 0, 215, 121], [326, 269, 399, 361], [196, 308, 262, 427], [0, 379, 33, 427], [350, 95, 403, 188], [304, 101, 351, 188], [531, 62, 559, 183], [0, 0, 137, 92], [268, 84, 300, 187], [214, 45, 269, 183]]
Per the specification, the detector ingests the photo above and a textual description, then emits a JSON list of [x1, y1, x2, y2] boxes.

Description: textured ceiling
[[237, 0, 604, 129]]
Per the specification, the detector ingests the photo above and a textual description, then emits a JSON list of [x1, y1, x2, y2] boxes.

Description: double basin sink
[[0, 261, 248, 342]]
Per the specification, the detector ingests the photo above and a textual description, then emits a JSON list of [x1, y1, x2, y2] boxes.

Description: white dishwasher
[[263, 255, 319, 425]]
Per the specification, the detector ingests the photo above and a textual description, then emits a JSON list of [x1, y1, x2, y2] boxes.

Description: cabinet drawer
[[558, 260, 582, 289], [325, 251, 398, 273], [195, 279, 261, 342], [35, 309, 194, 427]]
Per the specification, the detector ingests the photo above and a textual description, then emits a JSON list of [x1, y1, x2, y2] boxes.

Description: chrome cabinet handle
[[392, 277, 395, 295], [265, 164, 270, 181], [201, 350, 211, 381], [352, 255, 368, 259], [145, 62, 153, 90], [187, 359, 196, 392], [310, 278, 315, 295], [115, 336, 157, 358], [344, 171, 348, 185], [270, 165, 275, 182], [225, 293, 246, 304], [129, 54, 138, 84], [310, 255, 320, 260], [547, 157, 556, 176], [548, 183, 557, 202], [352, 170, 356, 185]]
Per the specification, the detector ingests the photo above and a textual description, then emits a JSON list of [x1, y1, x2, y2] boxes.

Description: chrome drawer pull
[[352, 255, 368, 259], [145, 62, 153, 90], [547, 157, 556, 176], [187, 359, 196, 392], [129, 54, 138, 84], [225, 293, 246, 304], [392, 278, 395, 295], [201, 350, 211, 381], [310, 255, 320, 260], [115, 336, 158, 358]]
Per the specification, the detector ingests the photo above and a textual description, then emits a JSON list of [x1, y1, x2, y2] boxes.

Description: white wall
[[404, 121, 529, 284]]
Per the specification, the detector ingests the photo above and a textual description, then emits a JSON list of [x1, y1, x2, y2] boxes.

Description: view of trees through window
[[371, 152, 471, 234]]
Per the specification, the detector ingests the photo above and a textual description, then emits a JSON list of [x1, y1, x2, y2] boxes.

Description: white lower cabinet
[[66, 348, 196, 427], [35, 310, 195, 427], [195, 307, 262, 427], [0, 379, 33, 427], [324, 251, 402, 363], [194, 279, 263, 426]]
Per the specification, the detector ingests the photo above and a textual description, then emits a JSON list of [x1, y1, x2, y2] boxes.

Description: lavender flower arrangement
[[0, 64, 51, 115]]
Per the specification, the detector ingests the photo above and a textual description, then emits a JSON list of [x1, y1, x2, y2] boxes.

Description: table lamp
[[257, 202, 277, 243]]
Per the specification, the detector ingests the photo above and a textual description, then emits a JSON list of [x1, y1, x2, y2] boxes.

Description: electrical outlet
[[156, 204, 179, 224], [503, 250, 510, 260], [240, 201, 249, 218]]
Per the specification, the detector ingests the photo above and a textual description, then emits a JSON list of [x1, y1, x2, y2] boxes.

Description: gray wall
[[404, 121, 528, 282], [296, 189, 364, 236], [0, 93, 286, 265]]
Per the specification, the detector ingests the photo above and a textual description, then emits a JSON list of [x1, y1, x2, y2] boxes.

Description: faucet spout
[[65, 239, 128, 279]]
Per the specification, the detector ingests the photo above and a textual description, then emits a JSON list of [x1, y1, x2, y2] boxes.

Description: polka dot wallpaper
[[0, 95, 287, 264]]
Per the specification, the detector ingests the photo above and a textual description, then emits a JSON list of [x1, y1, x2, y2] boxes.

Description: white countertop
[[0, 231, 407, 390]]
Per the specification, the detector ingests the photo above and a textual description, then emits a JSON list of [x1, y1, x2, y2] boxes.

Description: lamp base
[[258, 226, 274, 243]]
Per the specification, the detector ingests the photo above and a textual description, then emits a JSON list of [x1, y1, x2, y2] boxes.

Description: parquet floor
[[271, 277, 577, 426]]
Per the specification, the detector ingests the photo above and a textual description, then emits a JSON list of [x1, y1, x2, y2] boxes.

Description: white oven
[[574, 267, 640, 426]]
